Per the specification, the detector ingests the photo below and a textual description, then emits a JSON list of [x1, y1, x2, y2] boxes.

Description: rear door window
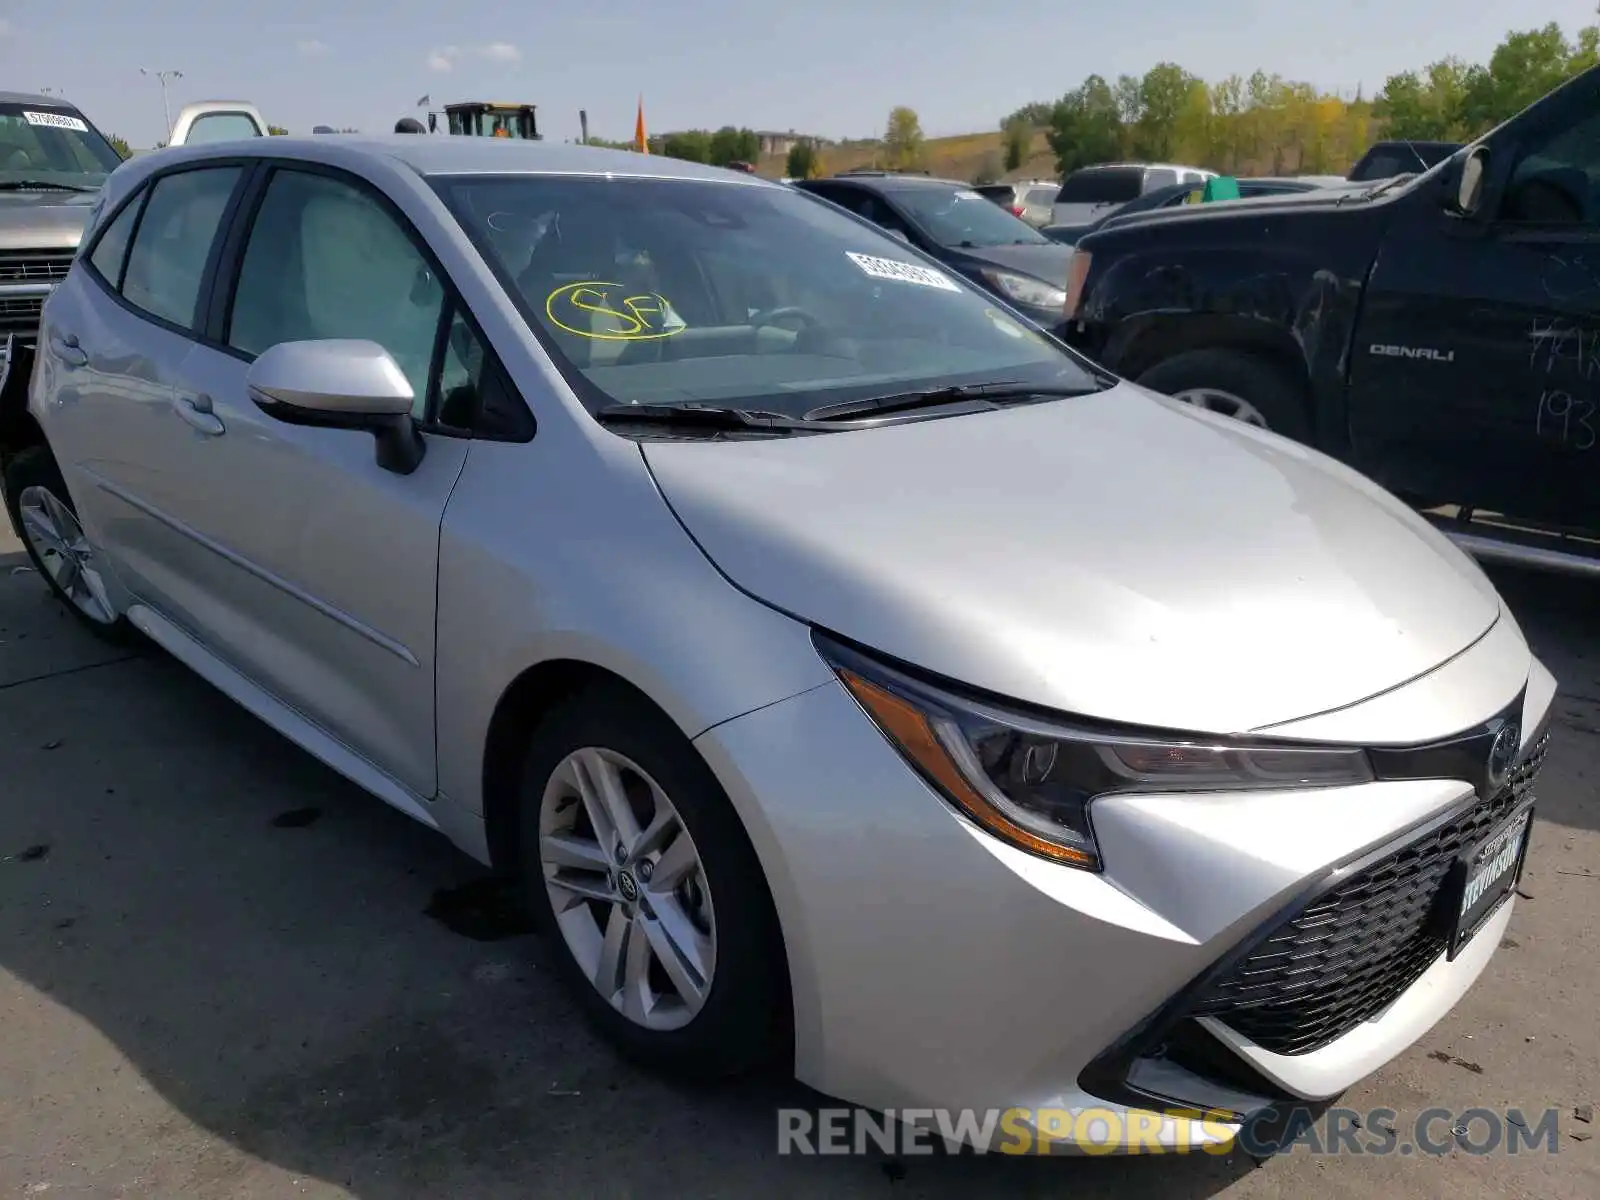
[[1142, 168, 1179, 192], [1055, 167, 1144, 204], [119, 166, 242, 329]]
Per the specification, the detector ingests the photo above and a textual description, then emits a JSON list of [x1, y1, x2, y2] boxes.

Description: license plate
[[1447, 803, 1533, 960]]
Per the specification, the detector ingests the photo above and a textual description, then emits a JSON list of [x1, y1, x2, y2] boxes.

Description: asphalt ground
[[1, 523, 1595, 1199]]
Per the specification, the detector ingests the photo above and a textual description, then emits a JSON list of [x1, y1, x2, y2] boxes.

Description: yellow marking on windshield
[[546, 280, 686, 341]]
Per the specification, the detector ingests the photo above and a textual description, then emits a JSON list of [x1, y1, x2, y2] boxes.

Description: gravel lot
[[1, 523, 1596, 1199]]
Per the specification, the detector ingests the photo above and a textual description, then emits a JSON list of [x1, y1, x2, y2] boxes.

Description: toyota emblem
[[1486, 721, 1521, 795]]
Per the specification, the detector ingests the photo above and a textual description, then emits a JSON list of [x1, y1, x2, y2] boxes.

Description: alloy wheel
[[539, 746, 717, 1031], [1171, 386, 1270, 428], [17, 484, 118, 625]]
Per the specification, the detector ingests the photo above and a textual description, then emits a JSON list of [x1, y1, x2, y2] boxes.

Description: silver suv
[[1050, 162, 1216, 227]]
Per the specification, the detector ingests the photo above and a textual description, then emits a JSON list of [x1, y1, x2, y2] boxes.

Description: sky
[[3, 1, 1599, 149]]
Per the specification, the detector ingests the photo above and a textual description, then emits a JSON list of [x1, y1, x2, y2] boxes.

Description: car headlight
[[978, 268, 1068, 310], [815, 633, 1374, 872]]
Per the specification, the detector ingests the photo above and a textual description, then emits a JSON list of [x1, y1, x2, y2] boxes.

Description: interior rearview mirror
[[1453, 146, 1489, 217], [246, 339, 425, 475]]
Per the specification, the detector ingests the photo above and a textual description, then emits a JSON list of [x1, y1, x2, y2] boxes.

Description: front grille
[[0, 250, 75, 286], [0, 250, 73, 336], [1188, 731, 1549, 1056], [0, 295, 46, 332]]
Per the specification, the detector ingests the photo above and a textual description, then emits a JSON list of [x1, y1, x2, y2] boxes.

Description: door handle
[[48, 332, 87, 368], [173, 393, 225, 436]]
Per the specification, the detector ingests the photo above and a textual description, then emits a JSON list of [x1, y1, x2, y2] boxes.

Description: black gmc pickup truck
[[1064, 66, 1600, 576]]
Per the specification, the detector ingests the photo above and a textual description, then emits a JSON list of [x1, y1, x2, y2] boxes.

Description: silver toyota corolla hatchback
[[3, 137, 1554, 1151]]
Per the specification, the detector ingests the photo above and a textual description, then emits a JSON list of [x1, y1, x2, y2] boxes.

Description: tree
[[785, 140, 818, 179], [105, 133, 132, 159], [973, 152, 1003, 185], [1132, 63, 1201, 161], [708, 125, 760, 166], [267, 125, 289, 136], [1001, 114, 1031, 172], [662, 130, 712, 163], [1046, 76, 1120, 175], [883, 106, 924, 170]]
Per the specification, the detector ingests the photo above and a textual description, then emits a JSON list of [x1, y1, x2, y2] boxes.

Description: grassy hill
[[756, 129, 1060, 183]]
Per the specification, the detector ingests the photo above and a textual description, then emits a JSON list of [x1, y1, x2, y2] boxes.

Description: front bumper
[[692, 627, 1555, 1149]]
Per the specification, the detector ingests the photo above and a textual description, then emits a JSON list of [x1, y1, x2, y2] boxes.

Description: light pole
[[139, 68, 182, 141]]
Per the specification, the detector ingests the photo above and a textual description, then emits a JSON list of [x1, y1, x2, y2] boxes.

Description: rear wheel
[[3, 446, 132, 642], [517, 682, 786, 1079], [1137, 349, 1313, 443]]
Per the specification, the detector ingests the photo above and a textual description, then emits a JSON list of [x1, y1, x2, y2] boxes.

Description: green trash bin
[[1201, 176, 1241, 203]]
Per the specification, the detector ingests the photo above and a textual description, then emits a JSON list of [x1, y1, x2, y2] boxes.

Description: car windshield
[[887, 186, 1052, 247], [0, 102, 122, 188], [434, 174, 1101, 421]]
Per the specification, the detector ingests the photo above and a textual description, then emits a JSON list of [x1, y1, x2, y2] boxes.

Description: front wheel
[[3, 446, 133, 642], [517, 682, 787, 1079], [1137, 349, 1313, 443]]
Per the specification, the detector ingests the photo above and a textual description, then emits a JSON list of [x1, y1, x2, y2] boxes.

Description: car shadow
[[1483, 563, 1600, 837], [0, 546, 1254, 1197]]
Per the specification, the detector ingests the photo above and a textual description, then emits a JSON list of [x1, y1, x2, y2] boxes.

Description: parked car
[[973, 179, 1059, 227], [1347, 140, 1463, 183], [1, 134, 1556, 1152], [164, 100, 270, 147], [1050, 162, 1216, 227], [1065, 65, 1600, 575], [0, 90, 264, 393], [0, 90, 124, 372], [1042, 175, 1357, 244], [793, 173, 1074, 332]]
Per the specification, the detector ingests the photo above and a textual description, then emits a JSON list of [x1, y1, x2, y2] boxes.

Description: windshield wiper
[[803, 381, 1101, 423], [0, 179, 99, 193], [594, 401, 822, 434], [1359, 173, 1417, 201]]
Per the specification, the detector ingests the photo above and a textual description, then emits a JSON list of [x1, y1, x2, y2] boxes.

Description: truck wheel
[[1137, 350, 1313, 443]]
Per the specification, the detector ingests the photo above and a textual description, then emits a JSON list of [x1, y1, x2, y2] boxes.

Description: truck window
[[1503, 109, 1600, 225], [1143, 169, 1179, 192], [184, 112, 262, 144], [1055, 167, 1144, 204]]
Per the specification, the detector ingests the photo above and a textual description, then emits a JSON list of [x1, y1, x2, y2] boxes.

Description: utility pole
[[140, 68, 183, 142]]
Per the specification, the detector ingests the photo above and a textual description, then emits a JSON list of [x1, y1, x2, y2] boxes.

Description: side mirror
[[1449, 146, 1489, 217], [246, 339, 426, 475]]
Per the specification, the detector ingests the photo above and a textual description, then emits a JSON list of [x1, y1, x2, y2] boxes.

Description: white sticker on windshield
[[23, 110, 89, 133], [846, 251, 960, 292], [955, 189, 983, 200]]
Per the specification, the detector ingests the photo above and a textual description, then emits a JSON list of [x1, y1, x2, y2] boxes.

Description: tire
[[1136, 348, 1313, 443], [3, 446, 134, 643], [517, 681, 787, 1079]]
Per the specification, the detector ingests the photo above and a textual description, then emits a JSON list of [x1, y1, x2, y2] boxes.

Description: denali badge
[[1370, 343, 1456, 363], [1486, 722, 1521, 795]]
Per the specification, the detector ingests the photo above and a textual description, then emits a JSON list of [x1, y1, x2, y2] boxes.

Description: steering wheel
[[749, 305, 823, 332]]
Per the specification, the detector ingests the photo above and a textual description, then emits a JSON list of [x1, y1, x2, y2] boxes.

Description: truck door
[[1348, 101, 1600, 532]]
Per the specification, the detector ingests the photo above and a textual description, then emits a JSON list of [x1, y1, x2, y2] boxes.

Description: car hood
[[944, 242, 1076, 290], [0, 189, 99, 252], [641, 385, 1505, 735]]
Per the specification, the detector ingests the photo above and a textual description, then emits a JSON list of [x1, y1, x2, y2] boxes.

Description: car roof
[[117, 135, 784, 188], [0, 89, 80, 108], [814, 173, 971, 192]]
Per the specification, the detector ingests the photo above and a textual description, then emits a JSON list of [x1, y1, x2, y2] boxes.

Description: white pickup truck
[[156, 100, 272, 150]]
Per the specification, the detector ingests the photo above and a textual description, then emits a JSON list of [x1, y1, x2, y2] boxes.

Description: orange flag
[[634, 96, 648, 153]]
